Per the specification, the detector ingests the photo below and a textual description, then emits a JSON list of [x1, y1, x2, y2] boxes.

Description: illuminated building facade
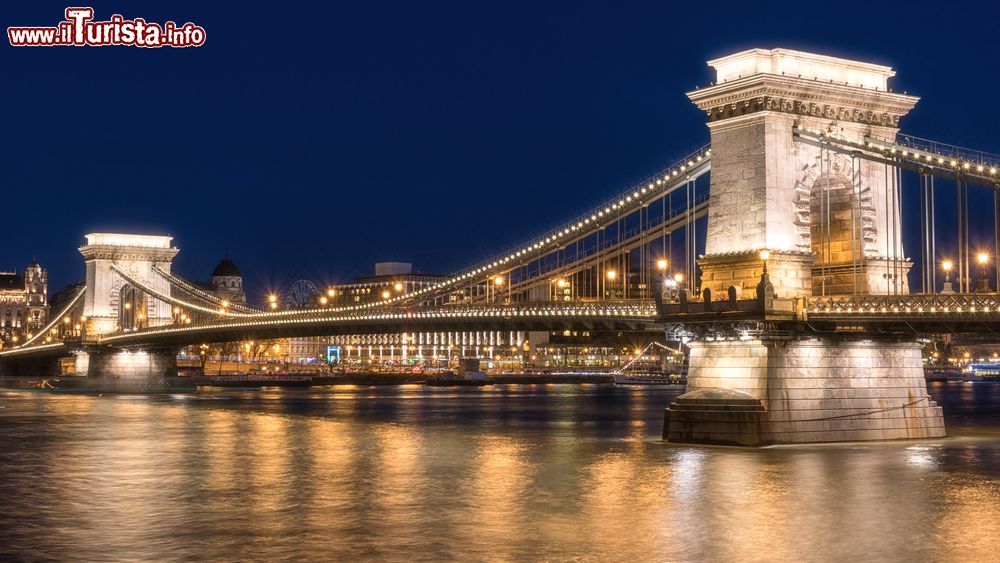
[[0, 260, 48, 345]]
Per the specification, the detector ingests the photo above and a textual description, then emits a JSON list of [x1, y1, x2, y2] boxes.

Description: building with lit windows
[[283, 262, 665, 370], [0, 260, 48, 346], [281, 335, 330, 364], [324, 262, 446, 306], [273, 263, 448, 364]]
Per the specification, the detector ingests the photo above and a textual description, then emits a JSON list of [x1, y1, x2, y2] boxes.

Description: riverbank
[[0, 372, 619, 391]]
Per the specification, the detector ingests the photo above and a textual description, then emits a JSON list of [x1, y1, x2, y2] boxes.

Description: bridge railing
[[477, 144, 710, 276], [95, 300, 660, 345], [151, 266, 262, 314], [894, 133, 1000, 169], [505, 192, 710, 287], [111, 300, 655, 332], [808, 293, 1000, 315], [320, 144, 712, 314], [4, 285, 87, 351]]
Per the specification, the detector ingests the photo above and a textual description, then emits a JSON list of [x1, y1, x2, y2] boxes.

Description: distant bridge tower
[[79, 233, 179, 335], [688, 48, 918, 297]]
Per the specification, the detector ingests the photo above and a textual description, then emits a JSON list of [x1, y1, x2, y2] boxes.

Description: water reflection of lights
[[905, 445, 938, 468], [464, 437, 532, 556], [670, 448, 707, 499]]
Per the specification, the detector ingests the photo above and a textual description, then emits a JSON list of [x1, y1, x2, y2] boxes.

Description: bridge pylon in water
[[664, 48, 945, 445]]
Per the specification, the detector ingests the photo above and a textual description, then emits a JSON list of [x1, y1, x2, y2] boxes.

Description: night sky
[[4, 1, 1000, 302]]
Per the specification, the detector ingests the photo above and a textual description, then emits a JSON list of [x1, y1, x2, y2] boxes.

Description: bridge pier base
[[664, 338, 945, 446], [82, 348, 179, 392]]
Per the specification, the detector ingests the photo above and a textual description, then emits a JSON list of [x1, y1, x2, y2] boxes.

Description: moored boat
[[426, 358, 492, 386], [613, 373, 685, 385], [424, 372, 492, 386], [192, 374, 314, 388]]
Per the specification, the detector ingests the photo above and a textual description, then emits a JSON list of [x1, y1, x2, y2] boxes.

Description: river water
[[1, 382, 999, 562]]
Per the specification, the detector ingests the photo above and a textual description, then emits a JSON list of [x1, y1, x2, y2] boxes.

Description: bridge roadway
[[9, 292, 1000, 359], [90, 301, 658, 349]]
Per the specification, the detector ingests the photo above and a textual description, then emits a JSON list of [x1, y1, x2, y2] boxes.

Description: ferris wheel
[[284, 279, 319, 308]]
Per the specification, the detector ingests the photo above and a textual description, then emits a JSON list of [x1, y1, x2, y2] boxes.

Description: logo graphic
[[8, 7, 206, 48]]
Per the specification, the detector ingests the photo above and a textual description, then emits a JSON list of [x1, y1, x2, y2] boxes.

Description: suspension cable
[[111, 264, 259, 318], [151, 266, 261, 313], [14, 285, 86, 348]]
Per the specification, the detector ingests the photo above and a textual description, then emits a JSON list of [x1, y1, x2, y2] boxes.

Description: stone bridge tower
[[79, 233, 179, 336], [688, 48, 918, 297], [664, 49, 944, 446]]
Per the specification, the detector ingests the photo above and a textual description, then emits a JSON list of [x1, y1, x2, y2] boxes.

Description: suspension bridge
[[4, 47, 999, 445]]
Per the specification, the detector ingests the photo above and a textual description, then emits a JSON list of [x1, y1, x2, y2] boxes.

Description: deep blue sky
[[3, 1, 1000, 301]]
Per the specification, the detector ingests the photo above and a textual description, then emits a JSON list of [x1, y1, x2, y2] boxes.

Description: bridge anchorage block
[[664, 336, 945, 446]]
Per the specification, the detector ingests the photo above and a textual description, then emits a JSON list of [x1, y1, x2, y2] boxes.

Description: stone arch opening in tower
[[117, 283, 149, 331], [808, 173, 864, 296]]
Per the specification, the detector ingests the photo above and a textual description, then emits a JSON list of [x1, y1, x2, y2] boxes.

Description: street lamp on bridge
[[976, 252, 992, 293], [942, 260, 955, 293], [492, 275, 506, 303]]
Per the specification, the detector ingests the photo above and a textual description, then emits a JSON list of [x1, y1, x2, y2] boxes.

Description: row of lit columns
[[333, 331, 526, 348], [327, 331, 528, 365]]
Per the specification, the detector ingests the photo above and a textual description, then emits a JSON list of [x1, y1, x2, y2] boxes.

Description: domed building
[[210, 257, 245, 304], [190, 255, 246, 305]]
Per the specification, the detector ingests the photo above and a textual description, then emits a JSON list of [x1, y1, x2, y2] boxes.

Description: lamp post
[[656, 259, 668, 300], [976, 253, 991, 293], [554, 278, 568, 301], [942, 260, 955, 294]]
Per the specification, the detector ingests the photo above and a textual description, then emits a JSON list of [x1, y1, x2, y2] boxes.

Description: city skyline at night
[[5, 2, 1000, 300], [7, 4, 1000, 561]]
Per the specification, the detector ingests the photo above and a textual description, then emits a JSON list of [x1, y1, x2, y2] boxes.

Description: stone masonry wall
[[683, 338, 945, 444]]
